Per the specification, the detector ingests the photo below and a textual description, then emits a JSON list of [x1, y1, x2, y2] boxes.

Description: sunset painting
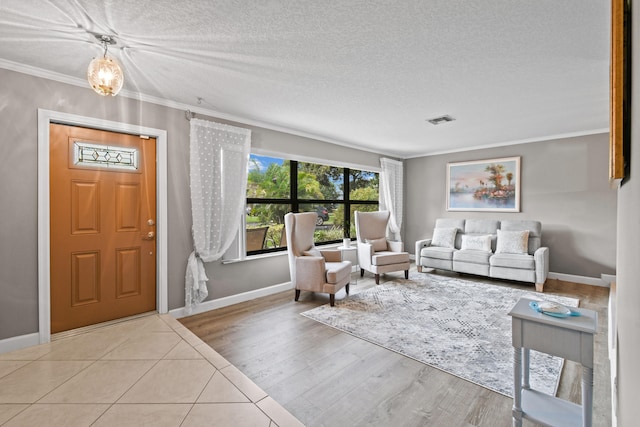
[[447, 157, 520, 212]]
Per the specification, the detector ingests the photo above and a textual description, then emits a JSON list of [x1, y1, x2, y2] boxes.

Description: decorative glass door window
[[73, 141, 138, 171]]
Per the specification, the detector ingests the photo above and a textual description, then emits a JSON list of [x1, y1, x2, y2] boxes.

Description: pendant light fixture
[[87, 34, 124, 96]]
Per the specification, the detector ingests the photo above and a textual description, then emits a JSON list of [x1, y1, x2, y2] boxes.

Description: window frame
[[245, 154, 379, 256]]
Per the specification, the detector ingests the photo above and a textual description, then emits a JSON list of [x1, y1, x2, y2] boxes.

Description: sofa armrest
[[319, 249, 341, 263], [295, 256, 327, 290], [387, 240, 404, 252], [415, 238, 432, 257], [534, 247, 549, 285]]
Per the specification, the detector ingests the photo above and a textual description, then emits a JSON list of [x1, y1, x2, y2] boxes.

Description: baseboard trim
[[168, 271, 607, 320], [170, 281, 294, 319], [0, 332, 40, 355], [547, 272, 609, 287]]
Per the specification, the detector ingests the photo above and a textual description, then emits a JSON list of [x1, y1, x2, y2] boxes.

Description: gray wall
[[615, 4, 639, 425], [404, 134, 617, 278], [0, 68, 383, 341]]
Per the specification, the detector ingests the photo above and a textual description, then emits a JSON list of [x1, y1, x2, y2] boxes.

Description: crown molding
[[0, 59, 396, 158], [403, 128, 610, 159], [0, 59, 608, 161]]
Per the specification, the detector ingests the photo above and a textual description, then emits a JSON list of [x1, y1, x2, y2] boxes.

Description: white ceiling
[[0, 0, 610, 158]]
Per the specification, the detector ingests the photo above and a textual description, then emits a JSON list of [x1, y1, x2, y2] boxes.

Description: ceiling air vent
[[426, 115, 455, 125]]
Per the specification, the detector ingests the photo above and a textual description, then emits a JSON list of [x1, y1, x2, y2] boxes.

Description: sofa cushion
[[303, 248, 322, 257], [490, 253, 535, 270], [434, 218, 465, 248], [465, 219, 500, 235], [366, 237, 388, 252], [453, 249, 492, 264], [372, 251, 410, 266], [501, 220, 542, 254], [454, 260, 489, 276], [431, 227, 457, 248], [496, 230, 529, 254], [325, 261, 351, 283], [420, 246, 455, 261], [460, 234, 492, 252]]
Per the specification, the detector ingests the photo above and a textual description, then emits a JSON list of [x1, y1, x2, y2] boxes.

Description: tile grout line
[[166, 314, 283, 425]]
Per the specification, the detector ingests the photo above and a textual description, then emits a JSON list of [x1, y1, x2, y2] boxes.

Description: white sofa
[[415, 218, 549, 291]]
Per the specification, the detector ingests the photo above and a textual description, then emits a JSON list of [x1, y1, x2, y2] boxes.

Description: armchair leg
[[375, 274, 380, 285], [417, 265, 423, 273], [330, 294, 335, 306], [535, 282, 545, 292], [360, 268, 364, 277], [295, 289, 301, 301], [405, 270, 409, 279], [345, 283, 350, 295]]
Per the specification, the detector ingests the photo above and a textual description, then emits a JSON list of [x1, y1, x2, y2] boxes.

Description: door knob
[[147, 219, 155, 226], [145, 231, 155, 240]]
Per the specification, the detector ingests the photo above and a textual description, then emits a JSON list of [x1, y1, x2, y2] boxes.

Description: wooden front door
[[49, 124, 157, 333]]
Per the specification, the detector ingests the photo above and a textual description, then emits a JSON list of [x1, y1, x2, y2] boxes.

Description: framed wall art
[[609, 0, 631, 183], [447, 156, 520, 212]]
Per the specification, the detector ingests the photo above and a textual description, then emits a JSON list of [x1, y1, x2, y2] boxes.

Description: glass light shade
[[87, 56, 124, 96]]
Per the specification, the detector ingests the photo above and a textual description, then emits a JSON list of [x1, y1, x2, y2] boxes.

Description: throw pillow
[[431, 227, 457, 248], [303, 248, 322, 257], [461, 234, 492, 252], [495, 230, 530, 254], [365, 237, 388, 252]]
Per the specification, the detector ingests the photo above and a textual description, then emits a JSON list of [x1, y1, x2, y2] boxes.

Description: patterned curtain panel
[[185, 119, 251, 312], [379, 157, 403, 241]]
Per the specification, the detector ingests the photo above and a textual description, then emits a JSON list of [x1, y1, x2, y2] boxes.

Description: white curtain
[[185, 118, 251, 313], [379, 157, 403, 241]]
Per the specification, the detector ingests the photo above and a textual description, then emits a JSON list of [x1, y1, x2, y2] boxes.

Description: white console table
[[337, 245, 358, 284], [508, 298, 598, 427]]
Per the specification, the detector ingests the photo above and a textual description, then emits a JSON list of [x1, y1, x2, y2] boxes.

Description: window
[[245, 154, 378, 255]]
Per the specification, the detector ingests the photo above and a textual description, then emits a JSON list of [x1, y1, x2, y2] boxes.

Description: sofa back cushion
[[434, 218, 465, 248], [464, 219, 500, 251], [500, 220, 542, 255]]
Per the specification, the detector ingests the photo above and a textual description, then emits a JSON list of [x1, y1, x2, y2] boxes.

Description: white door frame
[[37, 109, 168, 344]]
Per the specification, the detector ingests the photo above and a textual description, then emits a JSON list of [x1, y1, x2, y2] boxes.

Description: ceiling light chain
[[87, 34, 124, 96], [100, 35, 110, 57]]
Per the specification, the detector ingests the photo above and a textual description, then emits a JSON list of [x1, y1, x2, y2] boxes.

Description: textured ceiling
[[0, 0, 610, 158]]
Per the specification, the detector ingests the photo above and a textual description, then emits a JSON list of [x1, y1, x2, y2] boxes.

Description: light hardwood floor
[[180, 265, 611, 427]]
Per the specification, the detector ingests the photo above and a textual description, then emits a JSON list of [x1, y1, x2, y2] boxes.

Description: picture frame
[[609, 0, 631, 183], [447, 156, 521, 212]]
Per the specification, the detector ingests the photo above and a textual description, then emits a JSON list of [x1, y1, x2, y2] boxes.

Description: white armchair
[[354, 210, 410, 285], [284, 212, 352, 306]]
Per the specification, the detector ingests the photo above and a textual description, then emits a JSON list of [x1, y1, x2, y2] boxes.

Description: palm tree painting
[[447, 157, 520, 212]]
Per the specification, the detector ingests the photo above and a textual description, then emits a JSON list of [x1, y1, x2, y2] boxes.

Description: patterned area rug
[[301, 272, 578, 397]]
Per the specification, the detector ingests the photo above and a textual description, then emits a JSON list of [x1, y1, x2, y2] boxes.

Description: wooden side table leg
[[582, 366, 594, 427], [512, 347, 523, 427]]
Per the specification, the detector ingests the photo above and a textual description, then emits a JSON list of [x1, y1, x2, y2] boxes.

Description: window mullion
[[344, 167, 350, 238], [291, 160, 298, 213]]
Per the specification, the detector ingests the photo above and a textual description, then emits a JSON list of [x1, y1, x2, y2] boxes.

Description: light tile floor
[[0, 314, 303, 427]]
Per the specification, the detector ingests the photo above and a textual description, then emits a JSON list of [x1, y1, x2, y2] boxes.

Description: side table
[[337, 245, 358, 285], [508, 298, 598, 427]]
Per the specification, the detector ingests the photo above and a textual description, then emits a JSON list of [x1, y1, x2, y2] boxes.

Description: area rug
[[301, 272, 578, 397]]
